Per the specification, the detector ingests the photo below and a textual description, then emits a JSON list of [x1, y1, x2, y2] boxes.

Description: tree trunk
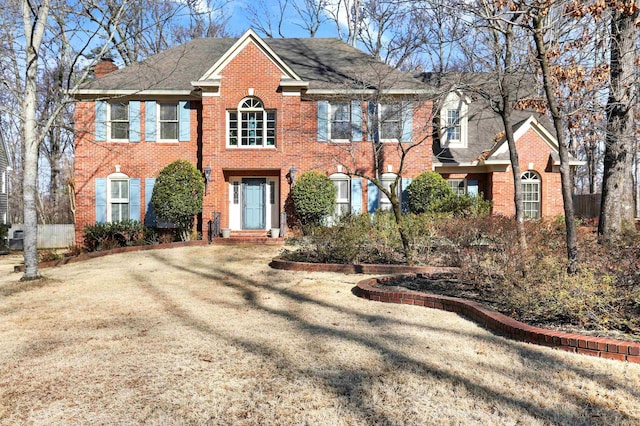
[[21, 0, 50, 280], [598, 4, 638, 241], [532, 12, 578, 274]]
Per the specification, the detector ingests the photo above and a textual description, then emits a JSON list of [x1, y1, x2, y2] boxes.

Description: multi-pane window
[[331, 176, 350, 217], [521, 171, 541, 218], [159, 103, 178, 140], [380, 103, 402, 140], [233, 182, 240, 204], [330, 102, 351, 140], [109, 102, 129, 140], [446, 109, 461, 141], [109, 179, 129, 222], [228, 98, 276, 147], [448, 179, 466, 196]]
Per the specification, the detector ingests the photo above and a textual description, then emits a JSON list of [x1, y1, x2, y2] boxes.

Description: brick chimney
[[94, 58, 118, 78]]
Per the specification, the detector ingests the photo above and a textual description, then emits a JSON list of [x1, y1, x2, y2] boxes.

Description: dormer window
[[228, 97, 276, 147], [441, 92, 468, 148], [446, 109, 461, 141]]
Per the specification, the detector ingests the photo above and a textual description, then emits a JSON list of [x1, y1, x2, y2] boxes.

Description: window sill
[[226, 146, 277, 149]]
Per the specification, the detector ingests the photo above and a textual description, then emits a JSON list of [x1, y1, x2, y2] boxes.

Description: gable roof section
[[75, 33, 431, 97], [197, 29, 304, 83]]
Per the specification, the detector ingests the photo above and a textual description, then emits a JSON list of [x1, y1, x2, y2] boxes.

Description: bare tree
[[598, 1, 638, 241], [529, 2, 580, 273]]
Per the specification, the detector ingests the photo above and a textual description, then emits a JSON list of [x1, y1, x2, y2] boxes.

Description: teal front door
[[242, 178, 266, 230]]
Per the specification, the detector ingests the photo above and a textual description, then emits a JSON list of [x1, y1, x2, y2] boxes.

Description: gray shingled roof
[[415, 72, 556, 165], [80, 37, 427, 93]]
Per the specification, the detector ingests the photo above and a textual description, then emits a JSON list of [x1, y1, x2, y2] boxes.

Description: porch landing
[[211, 230, 285, 245]]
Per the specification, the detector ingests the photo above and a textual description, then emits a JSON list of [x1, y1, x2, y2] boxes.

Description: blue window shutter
[[145, 101, 156, 142], [95, 178, 107, 223], [129, 101, 141, 142], [401, 177, 412, 212], [95, 101, 106, 141], [350, 178, 362, 214], [144, 178, 156, 226], [317, 100, 328, 141], [351, 101, 362, 141], [367, 180, 379, 213], [179, 101, 190, 141], [129, 178, 141, 221], [401, 101, 413, 142], [367, 102, 378, 142], [467, 179, 479, 197]]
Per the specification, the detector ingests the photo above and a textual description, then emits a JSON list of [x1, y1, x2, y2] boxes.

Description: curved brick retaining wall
[[355, 274, 640, 364]]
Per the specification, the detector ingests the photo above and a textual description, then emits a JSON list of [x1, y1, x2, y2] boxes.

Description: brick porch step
[[211, 236, 284, 245]]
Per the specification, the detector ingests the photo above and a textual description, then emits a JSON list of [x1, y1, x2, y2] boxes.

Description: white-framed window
[[446, 109, 461, 141], [330, 102, 351, 141], [108, 175, 130, 222], [379, 103, 402, 140], [379, 173, 400, 211], [448, 178, 466, 196], [108, 102, 129, 141], [440, 92, 468, 148], [227, 97, 276, 147], [521, 171, 541, 218], [330, 173, 350, 217], [158, 102, 179, 141]]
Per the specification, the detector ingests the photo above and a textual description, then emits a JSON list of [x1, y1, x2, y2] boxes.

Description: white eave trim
[[306, 88, 433, 95], [191, 79, 221, 88], [482, 159, 511, 165], [433, 161, 479, 168], [198, 29, 303, 82], [280, 79, 309, 88], [554, 159, 587, 166], [74, 89, 194, 97]]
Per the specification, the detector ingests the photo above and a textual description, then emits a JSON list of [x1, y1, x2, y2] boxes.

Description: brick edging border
[[355, 274, 640, 364], [269, 257, 460, 275], [13, 240, 208, 273]]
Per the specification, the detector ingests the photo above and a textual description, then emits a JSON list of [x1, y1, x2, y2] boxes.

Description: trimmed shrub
[[83, 220, 151, 252], [151, 160, 204, 241], [406, 171, 454, 214], [291, 171, 337, 227]]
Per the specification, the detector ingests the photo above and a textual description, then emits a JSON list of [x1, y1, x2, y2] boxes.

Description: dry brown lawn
[[1, 245, 640, 425]]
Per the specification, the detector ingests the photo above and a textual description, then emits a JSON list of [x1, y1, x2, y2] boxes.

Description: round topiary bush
[[151, 160, 204, 240], [406, 171, 454, 214], [291, 171, 337, 227]]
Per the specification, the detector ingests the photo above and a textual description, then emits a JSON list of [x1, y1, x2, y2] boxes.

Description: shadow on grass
[[134, 249, 637, 424]]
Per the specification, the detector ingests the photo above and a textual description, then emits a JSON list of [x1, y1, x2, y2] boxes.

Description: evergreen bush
[[291, 171, 337, 227], [151, 160, 204, 240], [406, 171, 454, 214]]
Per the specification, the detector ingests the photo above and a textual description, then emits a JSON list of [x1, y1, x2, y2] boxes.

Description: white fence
[[9, 224, 75, 249]]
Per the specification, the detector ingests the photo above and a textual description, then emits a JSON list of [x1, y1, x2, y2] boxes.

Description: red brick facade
[[73, 36, 566, 245]]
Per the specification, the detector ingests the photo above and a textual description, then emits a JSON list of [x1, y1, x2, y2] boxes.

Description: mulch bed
[[377, 273, 640, 343]]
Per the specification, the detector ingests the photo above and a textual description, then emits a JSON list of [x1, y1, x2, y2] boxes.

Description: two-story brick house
[[73, 30, 575, 244]]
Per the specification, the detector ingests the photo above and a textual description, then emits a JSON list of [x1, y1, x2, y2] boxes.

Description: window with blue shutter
[[401, 101, 413, 142], [351, 101, 362, 141], [95, 178, 107, 223], [95, 101, 107, 142], [129, 178, 141, 221], [129, 101, 141, 142], [317, 100, 329, 142], [145, 178, 156, 226], [178, 100, 190, 141], [467, 179, 479, 197], [401, 177, 412, 212], [367, 180, 379, 213], [145, 101, 156, 141], [351, 178, 362, 214]]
